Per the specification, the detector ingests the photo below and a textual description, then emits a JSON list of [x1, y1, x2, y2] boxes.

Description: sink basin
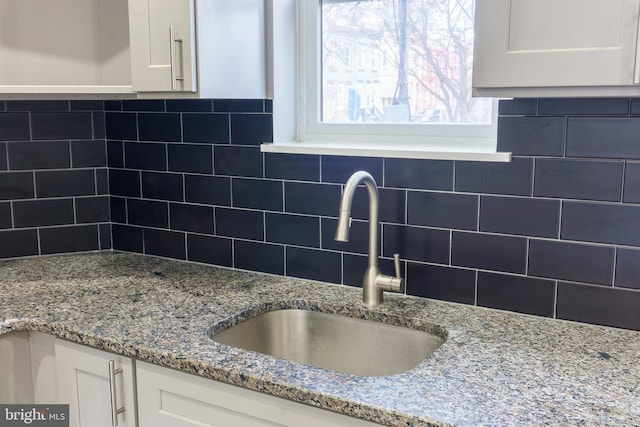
[[210, 309, 445, 376]]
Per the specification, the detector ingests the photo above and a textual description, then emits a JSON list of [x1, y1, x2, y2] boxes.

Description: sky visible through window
[[321, 0, 491, 125]]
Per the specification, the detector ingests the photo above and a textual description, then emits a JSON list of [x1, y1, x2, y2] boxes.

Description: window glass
[[321, 0, 492, 126]]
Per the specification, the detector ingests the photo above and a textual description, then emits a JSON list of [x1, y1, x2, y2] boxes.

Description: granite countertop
[[1, 252, 639, 426]]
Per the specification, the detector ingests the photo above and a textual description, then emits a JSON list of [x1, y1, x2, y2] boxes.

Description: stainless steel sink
[[210, 309, 445, 376]]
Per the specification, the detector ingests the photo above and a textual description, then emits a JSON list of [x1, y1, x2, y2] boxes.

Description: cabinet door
[[0, 332, 34, 404], [55, 340, 136, 427], [128, 0, 197, 92], [137, 361, 380, 427], [473, 0, 640, 88], [30, 332, 59, 404], [0, 0, 132, 94]]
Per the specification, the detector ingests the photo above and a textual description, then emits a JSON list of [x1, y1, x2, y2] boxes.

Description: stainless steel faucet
[[335, 171, 404, 306]]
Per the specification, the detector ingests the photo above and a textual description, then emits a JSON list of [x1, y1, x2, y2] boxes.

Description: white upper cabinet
[[129, 0, 267, 98], [0, 0, 132, 94], [472, 0, 640, 97], [128, 0, 197, 93], [0, 0, 268, 98]]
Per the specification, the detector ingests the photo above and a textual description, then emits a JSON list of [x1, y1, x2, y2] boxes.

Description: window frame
[[262, 0, 510, 161]]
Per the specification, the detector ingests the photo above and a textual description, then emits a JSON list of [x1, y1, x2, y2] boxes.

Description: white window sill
[[260, 142, 512, 162]]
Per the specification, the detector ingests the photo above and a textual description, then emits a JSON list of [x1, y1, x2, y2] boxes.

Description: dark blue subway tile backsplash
[[265, 153, 320, 182], [383, 224, 450, 264], [0, 113, 30, 140], [213, 145, 262, 177], [477, 272, 556, 318], [0, 202, 11, 229], [122, 99, 165, 112], [623, 162, 640, 203], [407, 191, 477, 230], [455, 157, 534, 196], [0, 143, 6, 170], [566, 117, 640, 159], [286, 246, 342, 283], [615, 249, 640, 290], [538, 98, 630, 116], [141, 172, 183, 201], [31, 112, 92, 140], [0, 172, 35, 200], [406, 262, 476, 305], [76, 197, 110, 224], [143, 228, 186, 260], [451, 232, 528, 274], [112, 224, 143, 253], [353, 187, 406, 224], [497, 116, 565, 157], [321, 218, 371, 255], [556, 282, 640, 331], [184, 175, 231, 206], [265, 212, 320, 248], [183, 113, 230, 144], [498, 98, 538, 116], [561, 202, 640, 246], [528, 239, 615, 286], [138, 113, 182, 142], [215, 207, 264, 240], [13, 198, 74, 228], [384, 158, 453, 191], [230, 113, 273, 145], [39, 225, 100, 255], [186, 234, 232, 267], [124, 142, 167, 171], [214, 99, 265, 113], [284, 181, 341, 217], [479, 196, 559, 238], [3, 97, 640, 332], [105, 112, 137, 140], [0, 229, 39, 258], [166, 99, 213, 113], [7, 100, 69, 112], [169, 203, 215, 235], [234, 240, 284, 275], [168, 144, 213, 174], [127, 198, 169, 229], [321, 155, 383, 184], [109, 169, 141, 198], [232, 178, 283, 211], [71, 139, 108, 168], [533, 158, 623, 202], [35, 169, 96, 198], [8, 140, 71, 170]]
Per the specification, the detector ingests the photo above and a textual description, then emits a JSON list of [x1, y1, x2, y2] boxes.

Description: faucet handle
[[393, 253, 402, 279]]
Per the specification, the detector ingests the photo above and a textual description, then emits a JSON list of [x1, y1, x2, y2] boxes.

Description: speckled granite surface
[[1, 252, 639, 426]]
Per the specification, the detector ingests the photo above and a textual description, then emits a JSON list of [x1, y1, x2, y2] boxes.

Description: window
[[262, 0, 508, 161]]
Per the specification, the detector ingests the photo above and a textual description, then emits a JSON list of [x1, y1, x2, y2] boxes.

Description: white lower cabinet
[[1, 333, 380, 427], [136, 361, 381, 427], [55, 339, 137, 427], [30, 332, 59, 404], [0, 331, 34, 404]]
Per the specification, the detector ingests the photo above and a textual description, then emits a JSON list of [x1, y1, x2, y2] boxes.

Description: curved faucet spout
[[335, 171, 378, 245], [335, 171, 404, 306]]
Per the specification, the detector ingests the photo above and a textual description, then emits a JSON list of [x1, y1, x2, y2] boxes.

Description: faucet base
[[363, 266, 384, 306]]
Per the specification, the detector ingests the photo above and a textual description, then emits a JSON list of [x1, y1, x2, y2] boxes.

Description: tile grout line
[[620, 161, 627, 204], [612, 247, 618, 287], [552, 280, 558, 319]]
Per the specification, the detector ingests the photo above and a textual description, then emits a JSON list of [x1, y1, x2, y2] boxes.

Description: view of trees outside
[[321, 0, 492, 125]]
